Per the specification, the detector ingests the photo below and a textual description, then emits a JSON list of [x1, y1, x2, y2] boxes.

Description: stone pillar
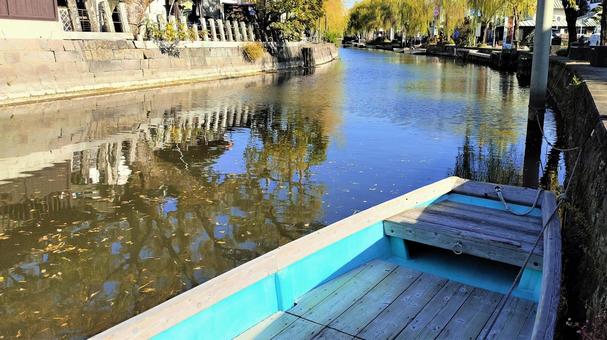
[[248, 23, 255, 41], [192, 24, 200, 41], [209, 19, 218, 41], [116, 2, 130, 33], [84, 0, 100, 32], [100, 1, 115, 32], [66, 0, 82, 32], [232, 20, 241, 41], [225, 20, 234, 41], [240, 21, 248, 41], [201, 19, 209, 41], [217, 19, 226, 41]]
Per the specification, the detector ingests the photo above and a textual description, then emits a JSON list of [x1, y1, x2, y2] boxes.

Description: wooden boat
[[95, 177, 561, 340]]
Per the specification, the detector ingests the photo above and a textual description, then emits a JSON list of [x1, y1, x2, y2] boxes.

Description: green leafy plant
[[242, 42, 266, 62]]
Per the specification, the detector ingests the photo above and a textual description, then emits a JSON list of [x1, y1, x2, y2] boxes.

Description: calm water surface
[[0, 49, 555, 338]]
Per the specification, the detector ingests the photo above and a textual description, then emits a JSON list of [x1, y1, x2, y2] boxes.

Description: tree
[[503, 0, 536, 47], [468, 0, 506, 44], [322, 0, 348, 43], [255, 0, 325, 41], [562, 0, 590, 50], [440, 0, 468, 43]]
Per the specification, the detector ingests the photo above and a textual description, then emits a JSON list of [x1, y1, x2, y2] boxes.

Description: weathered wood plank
[[435, 288, 502, 340], [357, 273, 447, 339], [289, 263, 367, 316], [391, 209, 540, 246], [531, 192, 562, 340], [312, 327, 354, 340], [384, 221, 544, 271], [395, 281, 473, 340], [235, 312, 298, 340], [439, 200, 542, 227], [477, 297, 536, 340], [328, 266, 421, 335], [451, 178, 543, 208], [426, 201, 542, 234], [518, 304, 538, 340], [300, 261, 397, 325], [273, 318, 324, 339]]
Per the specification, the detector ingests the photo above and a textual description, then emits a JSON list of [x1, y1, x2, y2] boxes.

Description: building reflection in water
[[0, 68, 337, 338]]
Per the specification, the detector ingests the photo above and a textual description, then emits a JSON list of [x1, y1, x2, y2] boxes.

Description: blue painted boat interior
[[153, 194, 542, 340]]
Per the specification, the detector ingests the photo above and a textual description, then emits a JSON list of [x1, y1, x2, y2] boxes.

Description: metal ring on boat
[[452, 241, 464, 255]]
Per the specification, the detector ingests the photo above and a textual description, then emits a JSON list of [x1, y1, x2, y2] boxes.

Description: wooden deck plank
[[517, 304, 538, 340], [425, 201, 542, 234], [273, 318, 324, 340], [438, 200, 542, 229], [289, 263, 367, 316], [235, 312, 298, 340], [328, 266, 422, 335], [477, 297, 536, 340], [391, 209, 540, 246], [312, 327, 354, 340], [394, 281, 473, 340], [384, 220, 544, 271], [435, 288, 502, 340], [299, 261, 397, 325], [450, 178, 543, 208], [357, 273, 447, 339]]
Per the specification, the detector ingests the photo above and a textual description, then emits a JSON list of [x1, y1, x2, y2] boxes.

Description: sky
[[344, 0, 357, 9]]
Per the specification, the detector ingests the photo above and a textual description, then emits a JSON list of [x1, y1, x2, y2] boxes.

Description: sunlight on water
[[0, 49, 548, 338]]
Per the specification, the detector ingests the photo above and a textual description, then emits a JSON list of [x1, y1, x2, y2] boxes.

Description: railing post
[[192, 24, 200, 41], [232, 20, 241, 41], [66, 0, 82, 32], [84, 0, 100, 32], [116, 1, 130, 33], [217, 19, 226, 41], [248, 23, 255, 41], [240, 21, 249, 41], [100, 1, 115, 32], [225, 20, 234, 41], [201, 19, 209, 41], [209, 19, 218, 41]]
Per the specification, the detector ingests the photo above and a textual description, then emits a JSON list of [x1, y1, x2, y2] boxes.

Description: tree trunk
[[602, 0, 607, 46], [565, 7, 578, 50], [482, 21, 490, 44], [514, 10, 520, 49]]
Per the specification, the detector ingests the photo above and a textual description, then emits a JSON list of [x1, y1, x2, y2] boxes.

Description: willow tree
[[468, 0, 505, 44], [503, 0, 536, 46], [322, 0, 348, 43], [440, 0, 468, 43]]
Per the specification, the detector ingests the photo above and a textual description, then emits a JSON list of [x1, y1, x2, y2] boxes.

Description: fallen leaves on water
[[0, 233, 10, 240]]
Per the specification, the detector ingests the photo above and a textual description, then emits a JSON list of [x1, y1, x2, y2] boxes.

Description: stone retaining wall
[[0, 40, 338, 106], [547, 58, 607, 335]]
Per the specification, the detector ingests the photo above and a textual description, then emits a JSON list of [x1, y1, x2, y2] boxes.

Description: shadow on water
[[0, 48, 550, 338]]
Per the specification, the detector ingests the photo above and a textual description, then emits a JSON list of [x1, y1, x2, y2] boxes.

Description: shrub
[[242, 42, 266, 62]]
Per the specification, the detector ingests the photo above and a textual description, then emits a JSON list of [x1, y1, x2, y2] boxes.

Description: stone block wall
[[0, 40, 338, 106], [547, 58, 607, 335]]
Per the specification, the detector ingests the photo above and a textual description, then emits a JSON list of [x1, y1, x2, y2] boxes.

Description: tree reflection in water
[[0, 74, 335, 338]]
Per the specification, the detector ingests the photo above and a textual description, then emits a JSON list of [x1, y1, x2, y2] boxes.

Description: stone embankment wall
[[546, 58, 607, 334], [0, 40, 338, 106]]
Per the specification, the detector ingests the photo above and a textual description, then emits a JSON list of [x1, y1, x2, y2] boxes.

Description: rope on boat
[[495, 186, 543, 216], [482, 119, 601, 339]]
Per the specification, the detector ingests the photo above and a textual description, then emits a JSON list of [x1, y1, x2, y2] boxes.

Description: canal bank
[[546, 58, 607, 335], [0, 40, 338, 107]]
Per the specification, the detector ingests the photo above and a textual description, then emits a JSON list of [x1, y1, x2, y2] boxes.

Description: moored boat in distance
[[94, 177, 561, 340]]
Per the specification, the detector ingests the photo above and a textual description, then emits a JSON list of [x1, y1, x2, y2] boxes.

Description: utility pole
[[522, 0, 554, 188]]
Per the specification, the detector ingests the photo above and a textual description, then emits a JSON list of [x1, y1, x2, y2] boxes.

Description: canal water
[[0, 48, 557, 338]]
